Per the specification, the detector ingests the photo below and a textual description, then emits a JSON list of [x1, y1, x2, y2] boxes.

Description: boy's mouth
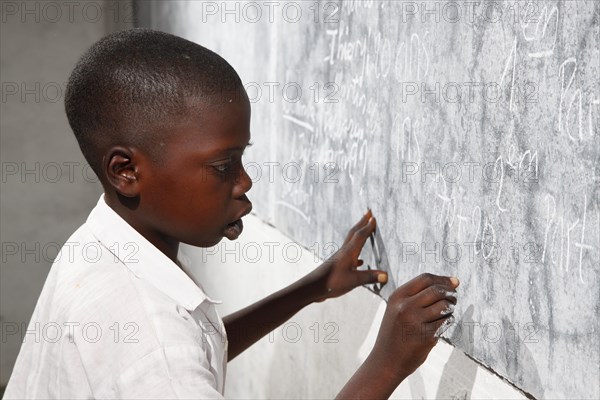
[[223, 219, 243, 240], [223, 204, 252, 240]]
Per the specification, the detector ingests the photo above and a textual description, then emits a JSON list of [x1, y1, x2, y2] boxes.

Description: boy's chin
[[184, 236, 225, 248], [182, 221, 243, 247]]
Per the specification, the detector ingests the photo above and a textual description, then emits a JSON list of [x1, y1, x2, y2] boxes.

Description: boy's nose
[[233, 164, 253, 197]]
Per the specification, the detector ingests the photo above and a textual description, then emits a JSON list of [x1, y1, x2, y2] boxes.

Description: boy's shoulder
[[44, 220, 145, 320], [38, 212, 203, 348], [44, 196, 208, 332], [8, 204, 211, 399]]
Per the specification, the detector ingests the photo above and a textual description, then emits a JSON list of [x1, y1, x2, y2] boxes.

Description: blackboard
[[138, 1, 599, 398]]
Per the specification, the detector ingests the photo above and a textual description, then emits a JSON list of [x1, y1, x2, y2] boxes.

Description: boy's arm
[[224, 210, 386, 361], [222, 264, 323, 361], [335, 274, 459, 399]]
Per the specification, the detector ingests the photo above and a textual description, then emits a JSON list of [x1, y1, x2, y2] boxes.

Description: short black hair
[[65, 28, 243, 178]]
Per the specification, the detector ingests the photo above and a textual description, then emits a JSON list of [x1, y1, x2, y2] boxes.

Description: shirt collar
[[86, 194, 220, 311]]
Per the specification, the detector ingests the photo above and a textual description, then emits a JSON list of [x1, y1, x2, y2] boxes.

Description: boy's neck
[[104, 193, 180, 262]]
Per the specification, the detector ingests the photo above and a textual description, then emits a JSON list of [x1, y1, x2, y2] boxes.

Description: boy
[[5, 29, 458, 399]]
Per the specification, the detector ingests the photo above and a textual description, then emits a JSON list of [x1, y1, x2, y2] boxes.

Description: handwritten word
[[558, 58, 599, 142], [542, 194, 597, 284]]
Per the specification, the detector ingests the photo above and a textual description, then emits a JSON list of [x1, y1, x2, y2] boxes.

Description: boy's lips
[[231, 204, 252, 223], [223, 205, 252, 240], [223, 219, 243, 240]]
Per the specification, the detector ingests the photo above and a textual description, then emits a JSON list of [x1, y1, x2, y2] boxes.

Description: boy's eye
[[213, 163, 231, 173], [210, 154, 245, 176]]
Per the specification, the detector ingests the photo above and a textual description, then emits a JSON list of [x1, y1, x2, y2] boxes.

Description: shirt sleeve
[[112, 345, 225, 399]]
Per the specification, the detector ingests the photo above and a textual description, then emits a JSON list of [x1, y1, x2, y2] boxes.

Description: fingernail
[[450, 277, 460, 287], [377, 273, 388, 283], [441, 304, 455, 315]]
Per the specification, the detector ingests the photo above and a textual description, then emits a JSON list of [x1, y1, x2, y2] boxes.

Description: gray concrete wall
[[0, 0, 132, 388]]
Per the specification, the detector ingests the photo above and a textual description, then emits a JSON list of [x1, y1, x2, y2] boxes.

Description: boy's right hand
[[369, 273, 459, 383]]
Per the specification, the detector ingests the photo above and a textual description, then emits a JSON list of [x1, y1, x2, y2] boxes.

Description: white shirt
[[5, 195, 228, 399]]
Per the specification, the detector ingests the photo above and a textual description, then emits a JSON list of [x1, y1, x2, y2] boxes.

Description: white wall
[[184, 215, 527, 399]]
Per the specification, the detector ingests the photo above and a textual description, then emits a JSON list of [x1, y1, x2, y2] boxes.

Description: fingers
[[422, 298, 455, 322], [426, 313, 455, 338], [412, 284, 457, 308], [349, 216, 376, 248], [399, 273, 459, 297], [356, 270, 388, 286], [343, 209, 373, 245]]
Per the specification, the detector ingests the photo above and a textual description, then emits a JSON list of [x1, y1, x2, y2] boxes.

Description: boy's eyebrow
[[222, 141, 253, 152], [207, 141, 253, 158]]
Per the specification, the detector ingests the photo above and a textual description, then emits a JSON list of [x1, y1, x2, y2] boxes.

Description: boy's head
[[65, 28, 253, 249]]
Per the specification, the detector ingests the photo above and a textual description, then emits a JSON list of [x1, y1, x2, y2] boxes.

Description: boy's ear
[[104, 146, 141, 197]]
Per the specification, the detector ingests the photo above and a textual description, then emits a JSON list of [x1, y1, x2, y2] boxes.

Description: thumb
[[358, 270, 388, 286]]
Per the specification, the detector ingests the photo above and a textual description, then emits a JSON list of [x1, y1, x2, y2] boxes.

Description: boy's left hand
[[309, 210, 387, 302]]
